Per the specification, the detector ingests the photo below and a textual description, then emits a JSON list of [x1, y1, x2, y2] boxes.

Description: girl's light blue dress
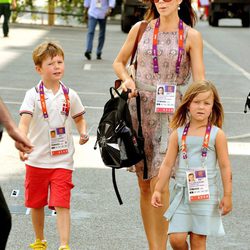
[[165, 125, 225, 236]]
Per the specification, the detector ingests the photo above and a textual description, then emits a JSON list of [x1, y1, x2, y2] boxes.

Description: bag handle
[[136, 93, 148, 179], [114, 21, 148, 90], [130, 21, 148, 66]]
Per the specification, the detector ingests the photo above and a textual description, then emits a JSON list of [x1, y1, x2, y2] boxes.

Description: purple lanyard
[[181, 122, 212, 166], [39, 82, 70, 119], [152, 18, 184, 75]]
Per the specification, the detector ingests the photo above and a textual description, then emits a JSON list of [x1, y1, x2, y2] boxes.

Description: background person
[[113, 0, 205, 249], [84, 0, 116, 60], [18, 41, 89, 250], [0, 97, 33, 250], [0, 0, 16, 37], [152, 80, 232, 250]]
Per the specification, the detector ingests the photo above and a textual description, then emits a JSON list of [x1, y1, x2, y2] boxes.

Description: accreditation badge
[[49, 127, 69, 156], [96, 0, 102, 8], [186, 168, 210, 202], [155, 84, 176, 113]]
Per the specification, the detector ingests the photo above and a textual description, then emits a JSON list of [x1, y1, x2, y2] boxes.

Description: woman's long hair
[[170, 80, 224, 130], [143, 0, 197, 27]]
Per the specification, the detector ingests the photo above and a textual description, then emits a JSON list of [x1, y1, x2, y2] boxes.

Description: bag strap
[[136, 93, 148, 179], [129, 21, 148, 66], [112, 168, 123, 205]]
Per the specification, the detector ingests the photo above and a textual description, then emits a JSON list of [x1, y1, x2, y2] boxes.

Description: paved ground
[[0, 20, 250, 250]]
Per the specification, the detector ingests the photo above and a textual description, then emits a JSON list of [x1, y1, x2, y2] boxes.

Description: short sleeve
[[69, 89, 85, 119], [19, 88, 36, 116]]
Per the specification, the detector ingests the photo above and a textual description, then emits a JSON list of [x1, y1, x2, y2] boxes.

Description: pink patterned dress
[[129, 22, 191, 180]]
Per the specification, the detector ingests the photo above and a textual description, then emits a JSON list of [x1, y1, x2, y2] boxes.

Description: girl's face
[[36, 55, 65, 83], [188, 91, 214, 123], [154, 0, 180, 17]]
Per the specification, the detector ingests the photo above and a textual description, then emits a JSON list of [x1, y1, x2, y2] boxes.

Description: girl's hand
[[151, 191, 163, 208], [122, 78, 138, 99], [19, 151, 28, 161], [219, 195, 232, 215], [79, 134, 89, 145]]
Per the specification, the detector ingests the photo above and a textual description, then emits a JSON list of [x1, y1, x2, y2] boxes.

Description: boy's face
[[36, 55, 64, 83]]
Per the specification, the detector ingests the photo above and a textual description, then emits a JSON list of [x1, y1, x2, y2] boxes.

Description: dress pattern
[[129, 22, 191, 179], [165, 125, 225, 236]]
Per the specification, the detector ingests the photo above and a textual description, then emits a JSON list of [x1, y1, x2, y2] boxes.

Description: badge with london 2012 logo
[[186, 168, 210, 202], [155, 84, 176, 113], [49, 127, 69, 156]]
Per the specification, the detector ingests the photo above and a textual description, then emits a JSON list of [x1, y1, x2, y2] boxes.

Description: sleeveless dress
[[129, 22, 191, 179], [165, 125, 225, 236]]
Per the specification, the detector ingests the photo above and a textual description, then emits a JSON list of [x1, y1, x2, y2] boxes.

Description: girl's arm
[[113, 22, 141, 93], [216, 129, 233, 215], [186, 28, 205, 81], [18, 114, 32, 161], [151, 130, 179, 207], [74, 115, 89, 145]]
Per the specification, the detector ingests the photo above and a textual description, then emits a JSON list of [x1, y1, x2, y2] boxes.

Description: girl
[[113, 0, 205, 249], [151, 80, 233, 250]]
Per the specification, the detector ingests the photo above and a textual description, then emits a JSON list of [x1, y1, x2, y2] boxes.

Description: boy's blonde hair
[[170, 80, 224, 129], [32, 41, 64, 66]]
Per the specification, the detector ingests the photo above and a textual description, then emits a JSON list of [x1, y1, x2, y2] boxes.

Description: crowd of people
[[1, 0, 232, 250]]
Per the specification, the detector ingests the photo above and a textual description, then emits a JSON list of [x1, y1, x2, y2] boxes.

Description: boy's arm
[[18, 114, 33, 160], [74, 115, 89, 145], [0, 98, 32, 152], [216, 129, 233, 215]]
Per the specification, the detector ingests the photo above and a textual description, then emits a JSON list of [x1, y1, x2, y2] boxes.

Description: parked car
[[209, 0, 250, 27], [121, 0, 147, 33]]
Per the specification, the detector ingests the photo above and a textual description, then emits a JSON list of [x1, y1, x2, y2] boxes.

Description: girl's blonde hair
[[32, 41, 64, 66], [170, 80, 224, 129]]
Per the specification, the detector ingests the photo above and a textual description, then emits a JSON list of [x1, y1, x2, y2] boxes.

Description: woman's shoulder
[[132, 20, 149, 29], [186, 26, 202, 40], [185, 26, 203, 50]]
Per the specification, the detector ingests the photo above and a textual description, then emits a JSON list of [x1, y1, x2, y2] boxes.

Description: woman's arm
[[216, 129, 233, 215], [113, 22, 141, 92], [186, 28, 205, 81]]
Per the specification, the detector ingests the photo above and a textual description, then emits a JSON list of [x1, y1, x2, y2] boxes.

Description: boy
[[18, 41, 89, 250]]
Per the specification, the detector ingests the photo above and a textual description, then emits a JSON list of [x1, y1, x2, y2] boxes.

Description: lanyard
[[181, 122, 212, 166], [39, 81, 70, 120], [152, 18, 184, 74]]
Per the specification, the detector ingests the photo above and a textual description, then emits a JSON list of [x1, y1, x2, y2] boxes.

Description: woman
[[113, 0, 205, 249]]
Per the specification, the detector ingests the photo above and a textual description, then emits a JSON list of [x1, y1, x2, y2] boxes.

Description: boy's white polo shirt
[[20, 82, 85, 170]]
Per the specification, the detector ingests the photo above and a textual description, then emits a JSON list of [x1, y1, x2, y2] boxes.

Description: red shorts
[[25, 165, 74, 210]]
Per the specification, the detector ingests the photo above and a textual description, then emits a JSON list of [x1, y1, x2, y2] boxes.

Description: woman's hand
[[122, 78, 138, 98]]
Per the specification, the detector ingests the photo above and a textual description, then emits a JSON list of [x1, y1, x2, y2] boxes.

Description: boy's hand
[[219, 195, 232, 215], [19, 151, 29, 161], [79, 134, 89, 145], [151, 191, 163, 208]]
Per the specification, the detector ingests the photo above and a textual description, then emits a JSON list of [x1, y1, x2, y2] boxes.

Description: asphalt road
[[0, 19, 250, 250]]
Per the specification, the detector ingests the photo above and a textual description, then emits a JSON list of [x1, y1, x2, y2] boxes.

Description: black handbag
[[95, 87, 147, 204]]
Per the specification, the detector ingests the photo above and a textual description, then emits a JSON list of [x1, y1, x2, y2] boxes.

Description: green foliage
[[56, 0, 84, 24], [12, 0, 85, 25]]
